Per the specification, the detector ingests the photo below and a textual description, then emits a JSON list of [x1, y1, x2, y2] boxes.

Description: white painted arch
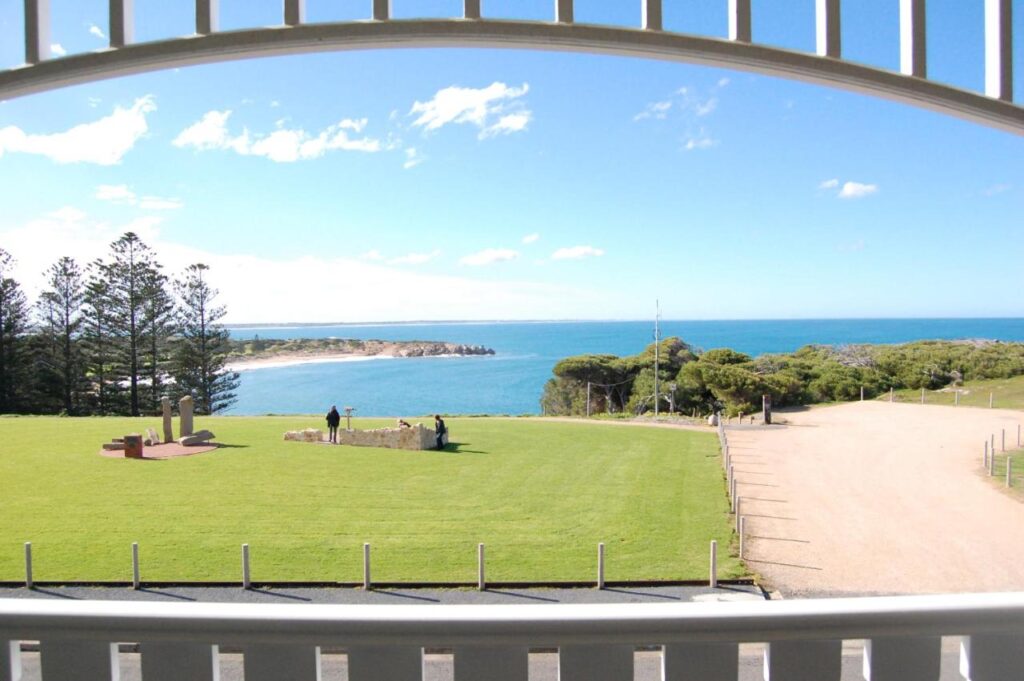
[[2, 3, 1022, 135]]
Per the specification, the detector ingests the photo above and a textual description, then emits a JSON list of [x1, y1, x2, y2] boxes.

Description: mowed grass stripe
[[0, 416, 743, 582]]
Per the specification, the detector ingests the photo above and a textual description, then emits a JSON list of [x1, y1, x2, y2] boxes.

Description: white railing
[[2, 593, 1024, 680]]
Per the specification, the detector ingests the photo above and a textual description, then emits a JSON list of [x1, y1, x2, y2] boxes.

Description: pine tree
[[36, 257, 85, 414], [0, 249, 31, 413], [139, 264, 176, 413], [172, 263, 239, 414], [81, 274, 122, 415]]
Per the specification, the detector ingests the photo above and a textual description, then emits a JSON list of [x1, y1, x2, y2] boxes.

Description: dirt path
[[732, 402, 1024, 597]]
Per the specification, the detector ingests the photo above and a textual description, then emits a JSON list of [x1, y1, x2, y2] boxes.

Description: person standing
[[326, 405, 341, 444], [434, 414, 447, 450]]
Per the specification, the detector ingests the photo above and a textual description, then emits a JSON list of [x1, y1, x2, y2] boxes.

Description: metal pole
[[921, 388, 925, 404], [363, 543, 371, 590], [1007, 457, 1013, 488], [597, 542, 605, 589], [735, 497, 742, 531], [242, 543, 250, 589], [860, 386, 864, 401], [739, 517, 746, 559], [709, 540, 717, 588], [132, 542, 140, 590], [24, 542, 32, 589], [477, 543, 485, 591]]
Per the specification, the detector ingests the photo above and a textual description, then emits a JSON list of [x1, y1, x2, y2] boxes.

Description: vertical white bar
[[284, 0, 304, 26], [597, 542, 605, 589], [1002, 429, 1006, 451], [24, 0, 51, 63], [242, 543, 251, 589], [477, 543, 485, 590], [140, 642, 219, 681], [889, 387, 894, 402], [739, 517, 745, 559], [196, 0, 218, 34], [559, 644, 634, 681], [921, 388, 925, 404], [860, 386, 865, 401], [960, 634, 1024, 681], [1, 640, 22, 681], [735, 497, 742, 531], [363, 542, 371, 589], [453, 646, 528, 681], [985, 0, 1013, 100], [815, 0, 841, 57], [663, 642, 737, 681], [40, 640, 120, 681], [372, 0, 390, 21], [863, 636, 941, 681], [109, 0, 134, 47], [132, 542, 140, 590], [990, 392, 994, 408], [728, 0, 751, 42], [463, 0, 481, 19], [709, 540, 717, 587], [955, 390, 960, 406], [555, 0, 573, 24], [642, 0, 662, 31], [1007, 457, 1012, 487], [900, 0, 926, 77], [23, 544, 31, 589], [243, 644, 320, 681], [765, 640, 842, 681]]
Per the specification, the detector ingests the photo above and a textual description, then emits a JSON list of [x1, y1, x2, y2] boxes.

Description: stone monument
[[179, 395, 194, 438], [161, 396, 173, 443]]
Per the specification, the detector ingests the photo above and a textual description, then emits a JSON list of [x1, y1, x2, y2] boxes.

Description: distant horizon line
[[225, 316, 1024, 329]]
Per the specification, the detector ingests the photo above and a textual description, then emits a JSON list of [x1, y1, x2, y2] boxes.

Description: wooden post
[[597, 542, 605, 589], [242, 543, 250, 589], [132, 542, 140, 590], [709, 540, 717, 588]]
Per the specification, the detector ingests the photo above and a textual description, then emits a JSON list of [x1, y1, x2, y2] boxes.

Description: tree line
[[541, 337, 1024, 417], [0, 232, 238, 416]]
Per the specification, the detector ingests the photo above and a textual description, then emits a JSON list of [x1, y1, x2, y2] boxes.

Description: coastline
[[226, 353, 396, 372]]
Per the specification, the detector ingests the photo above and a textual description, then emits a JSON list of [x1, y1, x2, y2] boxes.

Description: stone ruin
[[103, 395, 215, 457], [284, 423, 449, 451]]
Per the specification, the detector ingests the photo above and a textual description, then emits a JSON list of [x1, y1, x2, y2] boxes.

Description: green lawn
[[888, 375, 1024, 410], [984, 448, 1024, 501], [0, 416, 742, 583]]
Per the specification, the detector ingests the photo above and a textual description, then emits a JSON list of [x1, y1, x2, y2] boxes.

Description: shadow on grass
[[440, 442, 486, 455], [28, 587, 78, 600]]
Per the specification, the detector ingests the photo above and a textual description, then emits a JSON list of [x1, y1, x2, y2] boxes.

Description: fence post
[[955, 390, 960, 406], [24, 542, 32, 589], [889, 387, 894, 402], [739, 517, 746, 559], [1007, 457, 1013, 488], [730, 477, 737, 511], [990, 446, 996, 476], [478, 543, 485, 591], [735, 497, 742, 531], [990, 392, 994, 408], [1002, 429, 1006, 452], [860, 386, 864, 401], [709, 540, 717, 588], [363, 543, 371, 590], [242, 543, 250, 589], [984, 440, 989, 469], [597, 542, 605, 589], [132, 542, 140, 590], [992, 433, 996, 456]]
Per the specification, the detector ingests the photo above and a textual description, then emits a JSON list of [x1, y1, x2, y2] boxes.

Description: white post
[[900, 0, 927, 77], [730, 477, 737, 511], [597, 542, 605, 589], [728, 0, 751, 42], [555, 0, 573, 24], [990, 392, 994, 408], [477, 543, 485, 591], [109, 0, 134, 48], [735, 497, 742, 531], [709, 540, 717, 588], [24, 542, 32, 589], [196, 0, 218, 34], [132, 542, 140, 590], [985, 0, 1014, 101], [860, 386, 864, 401], [984, 441, 990, 468], [889, 387, 894, 403], [642, 0, 662, 31], [24, 0, 51, 63], [921, 388, 925, 404], [815, 0, 841, 58], [955, 390, 960, 406], [739, 517, 746, 559], [363, 542, 371, 589], [1002, 429, 1006, 452], [1007, 457, 1013, 488], [242, 543, 250, 589]]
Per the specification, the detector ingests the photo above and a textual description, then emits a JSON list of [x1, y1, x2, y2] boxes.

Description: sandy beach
[[225, 353, 395, 372]]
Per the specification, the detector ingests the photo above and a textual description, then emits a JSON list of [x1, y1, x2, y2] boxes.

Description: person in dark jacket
[[326, 405, 341, 443], [434, 414, 447, 450]]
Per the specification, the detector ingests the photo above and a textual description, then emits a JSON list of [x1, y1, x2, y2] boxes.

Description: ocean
[[225, 318, 1024, 416]]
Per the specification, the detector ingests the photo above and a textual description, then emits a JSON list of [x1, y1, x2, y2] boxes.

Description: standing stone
[[161, 396, 173, 443], [179, 395, 194, 438]]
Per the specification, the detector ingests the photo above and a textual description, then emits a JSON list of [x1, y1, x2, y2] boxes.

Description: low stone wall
[[284, 424, 449, 451]]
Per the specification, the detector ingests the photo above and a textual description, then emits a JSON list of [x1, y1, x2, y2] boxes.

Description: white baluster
[[663, 642, 738, 681], [284, 0, 305, 26], [555, 0, 574, 24], [0, 641, 22, 681], [140, 642, 219, 681], [196, 0, 218, 34], [863, 636, 940, 680], [347, 646, 422, 681], [960, 633, 1024, 681], [642, 0, 662, 31], [40, 640, 120, 681], [464, 0, 481, 20], [900, 0, 927, 77], [372, 0, 390, 21], [559, 644, 633, 681], [729, 0, 751, 43], [453, 645, 528, 681], [24, 0, 51, 63], [764, 640, 841, 680], [109, 0, 134, 48], [242, 644, 320, 681]]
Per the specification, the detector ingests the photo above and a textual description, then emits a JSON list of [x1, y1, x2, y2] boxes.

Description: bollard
[[709, 540, 717, 588], [1002, 429, 1006, 452], [735, 497, 742, 531], [132, 542, 140, 590], [597, 543, 605, 589], [921, 388, 925, 404], [242, 544, 251, 589], [24, 542, 32, 589], [860, 386, 864, 401], [739, 517, 746, 559], [889, 387, 894, 402], [990, 392, 994, 408], [1007, 457, 1013, 488], [478, 543, 485, 591], [955, 390, 960, 406], [990, 447, 996, 477], [730, 477, 737, 511], [363, 543, 371, 590]]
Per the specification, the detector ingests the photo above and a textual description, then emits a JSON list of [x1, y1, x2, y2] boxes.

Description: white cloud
[[88, 24, 106, 40], [460, 248, 519, 266], [96, 184, 136, 204], [522, 233, 540, 244], [838, 181, 878, 199], [683, 132, 716, 151], [633, 100, 672, 122], [403, 147, 424, 169], [818, 178, 840, 190], [359, 250, 384, 261], [50, 43, 66, 57], [409, 82, 531, 138], [717, 77, 731, 88], [552, 245, 605, 260], [173, 110, 380, 162], [389, 250, 441, 265], [0, 96, 155, 165], [694, 97, 718, 117], [138, 196, 184, 210]]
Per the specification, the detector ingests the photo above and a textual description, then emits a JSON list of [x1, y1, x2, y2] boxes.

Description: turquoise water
[[226, 319, 1024, 416]]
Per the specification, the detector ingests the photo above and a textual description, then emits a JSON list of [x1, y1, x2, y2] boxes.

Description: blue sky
[[0, 1, 1021, 323]]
